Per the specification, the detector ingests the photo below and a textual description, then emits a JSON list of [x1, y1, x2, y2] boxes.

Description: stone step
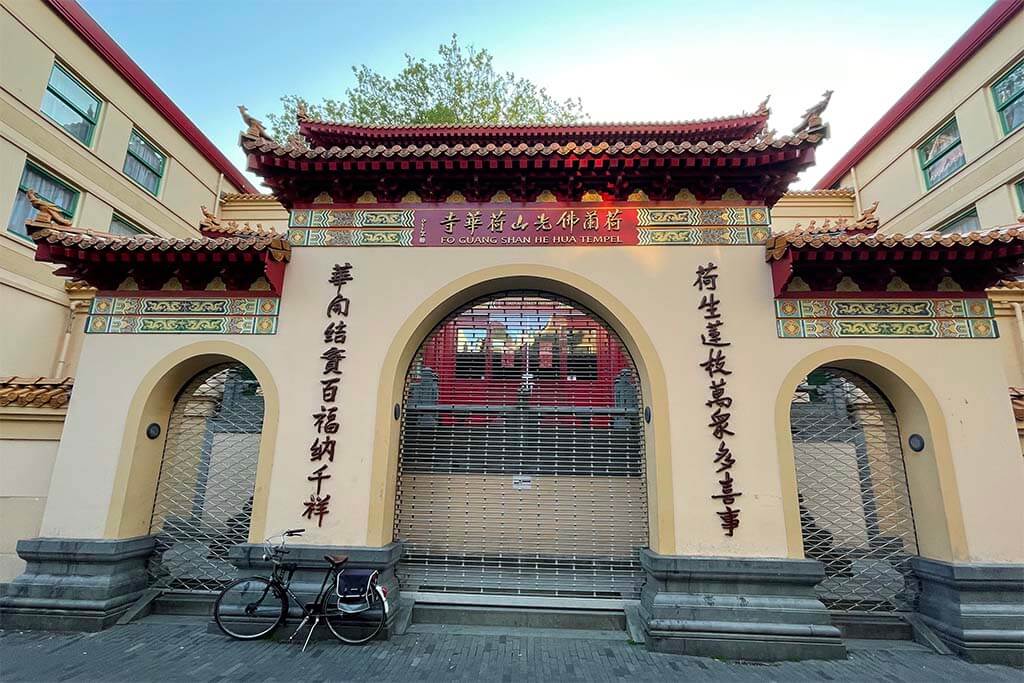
[[831, 612, 914, 641], [151, 592, 216, 617], [411, 603, 626, 631]]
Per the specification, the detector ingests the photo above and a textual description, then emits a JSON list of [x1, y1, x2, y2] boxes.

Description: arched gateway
[[790, 367, 920, 613], [394, 291, 649, 601], [146, 363, 265, 591]]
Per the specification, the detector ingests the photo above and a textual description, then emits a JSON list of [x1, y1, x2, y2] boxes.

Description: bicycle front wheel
[[214, 577, 286, 640], [325, 586, 387, 645]]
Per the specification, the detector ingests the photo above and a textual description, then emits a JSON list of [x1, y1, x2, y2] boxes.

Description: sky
[[78, 0, 995, 191]]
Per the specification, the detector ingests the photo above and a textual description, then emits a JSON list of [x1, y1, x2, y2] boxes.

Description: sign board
[[288, 203, 771, 248]]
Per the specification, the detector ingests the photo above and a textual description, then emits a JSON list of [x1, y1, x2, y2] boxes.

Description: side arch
[[366, 264, 676, 554], [104, 341, 280, 544], [774, 345, 967, 562]]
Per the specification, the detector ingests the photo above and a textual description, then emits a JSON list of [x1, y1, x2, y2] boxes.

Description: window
[[936, 209, 981, 235], [993, 60, 1024, 135], [123, 130, 166, 195], [109, 214, 144, 236], [40, 64, 101, 145], [1016, 180, 1024, 213], [918, 119, 966, 189], [7, 163, 79, 239]]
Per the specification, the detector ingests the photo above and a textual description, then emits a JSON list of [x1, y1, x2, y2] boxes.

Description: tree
[[265, 35, 586, 139]]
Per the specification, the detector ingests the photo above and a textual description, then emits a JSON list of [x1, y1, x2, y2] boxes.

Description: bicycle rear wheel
[[325, 586, 387, 645], [214, 577, 286, 639]]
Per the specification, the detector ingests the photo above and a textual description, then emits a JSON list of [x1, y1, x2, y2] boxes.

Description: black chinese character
[[321, 347, 347, 375], [700, 348, 732, 378], [693, 262, 719, 291], [310, 436, 336, 463], [321, 377, 341, 403], [713, 441, 735, 473], [302, 493, 331, 527], [307, 464, 332, 495], [313, 405, 339, 434], [329, 263, 353, 289], [323, 321, 348, 345], [327, 293, 350, 318]]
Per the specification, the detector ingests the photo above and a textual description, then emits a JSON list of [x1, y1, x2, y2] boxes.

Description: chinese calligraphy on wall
[[304, 262, 354, 527], [287, 205, 772, 248], [694, 262, 742, 537]]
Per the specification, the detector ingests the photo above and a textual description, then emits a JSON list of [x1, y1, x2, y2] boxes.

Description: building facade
[[1, 0, 1022, 668], [0, 0, 255, 581]]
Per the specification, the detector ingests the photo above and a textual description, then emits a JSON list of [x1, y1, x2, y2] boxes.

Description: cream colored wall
[[771, 193, 857, 233], [219, 198, 289, 231], [0, 0, 244, 379], [0, 411, 63, 581], [38, 244, 1024, 564], [837, 12, 1024, 234]]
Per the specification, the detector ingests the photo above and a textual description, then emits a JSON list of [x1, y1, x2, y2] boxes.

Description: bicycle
[[213, 529, 388, 650]]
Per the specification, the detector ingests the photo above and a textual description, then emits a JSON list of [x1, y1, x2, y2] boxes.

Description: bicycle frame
[[258, 534, 388, 651]]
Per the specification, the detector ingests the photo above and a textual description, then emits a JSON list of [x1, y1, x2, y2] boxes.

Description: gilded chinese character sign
[[287, 203, 771, 247]]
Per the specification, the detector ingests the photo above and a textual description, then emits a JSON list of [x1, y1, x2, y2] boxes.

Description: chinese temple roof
[[767, 207, 1024, 295], [25, 196, 290, 293], [0, 377, 73, 409], [197, 206, 282, 238], [244, 94, 831, 206], [296, 100, 772, 148]]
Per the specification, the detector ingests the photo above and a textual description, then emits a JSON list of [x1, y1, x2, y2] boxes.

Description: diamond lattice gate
[[146, 363, 264, 592], [790, 368, 920, 613], [395, 292, 649, 601]]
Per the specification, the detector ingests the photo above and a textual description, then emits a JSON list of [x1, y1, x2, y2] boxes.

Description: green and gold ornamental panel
[[776, 298, 997, 339], [287, 204, 771, 247], [87, 296, 280, 335]]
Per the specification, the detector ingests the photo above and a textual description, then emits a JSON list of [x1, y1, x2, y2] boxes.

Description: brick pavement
[[1, 619, 1020, 681]]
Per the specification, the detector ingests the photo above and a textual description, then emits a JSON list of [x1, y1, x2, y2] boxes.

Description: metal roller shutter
[[146, 363, 264, 592], [395, 292, 649, 601], [791, 368, 920, 613]]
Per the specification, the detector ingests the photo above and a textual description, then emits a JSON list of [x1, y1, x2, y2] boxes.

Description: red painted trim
[[42, 0, 257, 194], [814, 0, 1023, 189]]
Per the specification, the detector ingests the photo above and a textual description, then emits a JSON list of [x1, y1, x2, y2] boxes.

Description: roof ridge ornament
[[853, 200, 880, 232], [296, 99, 310, 123], [26, 189, 73, 227], [756, 95, 771, 117], [238, 105, 274, 140], [792, 90, 833, 134], [286, 132, 310, 152], [199, 204, 220, 229]]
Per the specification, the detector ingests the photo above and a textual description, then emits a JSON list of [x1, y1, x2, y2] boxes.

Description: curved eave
[[298, 112, 770, 148]]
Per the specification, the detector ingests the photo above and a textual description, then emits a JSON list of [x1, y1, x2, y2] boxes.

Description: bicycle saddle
[[324, 554, 349, 566]]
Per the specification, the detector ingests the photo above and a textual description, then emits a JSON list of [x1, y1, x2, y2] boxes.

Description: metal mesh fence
[[791, 368, 920, 612], [146, 363, 264, 592], [395, 292, 649, 600]]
